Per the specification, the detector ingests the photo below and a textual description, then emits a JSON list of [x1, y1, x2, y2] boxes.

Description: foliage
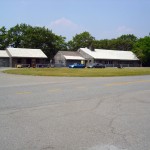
[[0, 23, 149, 65], [116, 34, 138, 50], [93, 34, 137, 51], [1, 24, 67, 59], [0, 26, 8, 49], [93, 39, 113, 49], [133, 36, 150, 66], [67, 31, 95, 50]]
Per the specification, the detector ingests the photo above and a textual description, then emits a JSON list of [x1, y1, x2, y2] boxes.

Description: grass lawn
[[3, 67, 150, 77]]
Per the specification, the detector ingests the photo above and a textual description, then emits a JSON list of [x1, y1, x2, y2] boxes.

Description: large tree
[[67, 31, 95, 51], [133, 36, 150, 66], [93, 34, 137, 51], [93, 39, 113, 49], [116, 34, 138, 50], [6, 24, 67, 59], [0, 26, 8, 50]]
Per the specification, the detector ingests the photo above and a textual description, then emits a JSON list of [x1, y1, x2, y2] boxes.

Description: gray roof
[[0, 50, 9, 58], [60, 51, 82, 56], [80, 48, 139, 60], [7, 48, 47, 58]]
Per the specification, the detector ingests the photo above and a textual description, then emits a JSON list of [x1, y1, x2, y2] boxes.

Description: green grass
[[3, 67, 150, 77]]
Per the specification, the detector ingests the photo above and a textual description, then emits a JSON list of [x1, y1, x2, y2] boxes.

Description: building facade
[[78, 48, 140, 67], [0, 48, 48, 67], [54, 48, 140, 67], [0, 50, 9, 67], [54, 51, 85, 67]]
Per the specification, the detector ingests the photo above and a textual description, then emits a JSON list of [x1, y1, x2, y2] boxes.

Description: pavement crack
[[41, 145, 55, 150], [108, 116, 131, 148]]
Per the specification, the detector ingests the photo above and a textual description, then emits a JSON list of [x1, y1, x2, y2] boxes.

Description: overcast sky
[[1, 0, 150, 41]]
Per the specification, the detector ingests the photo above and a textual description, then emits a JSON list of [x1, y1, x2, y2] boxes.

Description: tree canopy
[[92, 34, 137, 51], [0, 24, 67, 59], [0, 26, 8, 50], [67, 31, 95, 50], [133, 36, 150, 66], [0, 23, 150, 66]]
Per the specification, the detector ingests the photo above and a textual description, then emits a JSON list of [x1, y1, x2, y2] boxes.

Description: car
[[87, 63, 105, 68], [69, 63, 85, 68]]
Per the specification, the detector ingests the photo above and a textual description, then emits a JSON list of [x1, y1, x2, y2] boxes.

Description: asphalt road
[[0, 68, 150, 150]]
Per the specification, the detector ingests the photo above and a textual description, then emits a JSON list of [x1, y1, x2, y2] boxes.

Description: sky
[[1, 0, 150, 41]]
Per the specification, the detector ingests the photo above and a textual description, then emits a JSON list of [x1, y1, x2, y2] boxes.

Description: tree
[[7, 24, 26, 48], [6, 24, 67, 59], [116, 34, 138, 50], [92, 34, 137, 51], [67, 31, 95, 50], [93, 39, 114, 49], [133, 36, 150, 66], [0, 26, 8, 50]]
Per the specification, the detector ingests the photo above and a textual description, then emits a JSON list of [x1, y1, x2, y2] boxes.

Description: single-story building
[[0, 48, 48, 67], [78, 48, 140, 67], [54, 48, 140, 67], [0, 50, 9, 67], [54, 51, 85, 67]]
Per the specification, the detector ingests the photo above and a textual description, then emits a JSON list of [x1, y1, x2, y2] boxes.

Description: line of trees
[[0, 24, 150, 66]]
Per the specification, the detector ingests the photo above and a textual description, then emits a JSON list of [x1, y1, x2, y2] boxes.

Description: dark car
[[69, 63, 85, 68], [87, 63, 105, 68]]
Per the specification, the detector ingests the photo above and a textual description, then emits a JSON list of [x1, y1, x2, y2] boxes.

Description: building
[[54, 48, 140, 67], [0, 48, 48, 67], [54, 51, 85, 67], [78, 48, 140, 67], [0, 50, 9, 67]]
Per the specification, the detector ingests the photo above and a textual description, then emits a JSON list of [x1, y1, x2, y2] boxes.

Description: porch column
[[9, 57, 12, 67]]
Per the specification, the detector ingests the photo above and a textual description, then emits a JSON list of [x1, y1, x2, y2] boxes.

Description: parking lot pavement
[[0, 70, 150, 150]]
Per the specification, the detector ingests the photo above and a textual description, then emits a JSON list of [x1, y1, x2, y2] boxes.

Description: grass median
[[3, 67, 150, 77]]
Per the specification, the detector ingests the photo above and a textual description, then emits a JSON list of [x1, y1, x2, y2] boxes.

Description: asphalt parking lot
[[0, 69, 150, 150]]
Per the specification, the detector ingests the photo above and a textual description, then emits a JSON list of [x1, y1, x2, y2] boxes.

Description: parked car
[[87, 63, 105, 68], [69, 63, 85, 68]]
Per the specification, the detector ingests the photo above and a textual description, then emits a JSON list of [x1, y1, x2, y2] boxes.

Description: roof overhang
[[0, 50, 9, 58], [6, 48, 47, 58], [80, 48, 139, 61], [64, 55, 85, 60]]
